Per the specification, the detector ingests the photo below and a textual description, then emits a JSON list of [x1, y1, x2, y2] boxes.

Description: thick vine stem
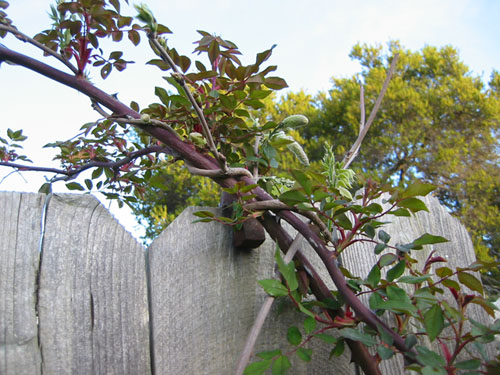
[[0, 24, 79, 74], [244, 200, 332, 243], [0, 44, 413, 370], [260, 213, 382, 375]]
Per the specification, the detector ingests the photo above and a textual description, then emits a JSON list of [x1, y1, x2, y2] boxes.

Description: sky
[[1, 0, 499, 240]]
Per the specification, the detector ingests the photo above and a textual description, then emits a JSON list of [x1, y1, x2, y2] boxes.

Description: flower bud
[[280, 114, 308, 129]]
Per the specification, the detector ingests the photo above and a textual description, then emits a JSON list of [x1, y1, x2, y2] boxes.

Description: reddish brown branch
[[0, 44, 414, 369], [0, 145, 169, 181]]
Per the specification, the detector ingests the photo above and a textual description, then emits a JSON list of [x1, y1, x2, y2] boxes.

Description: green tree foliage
[[131, 160, 220, 241], [298, 42, 500, 292]]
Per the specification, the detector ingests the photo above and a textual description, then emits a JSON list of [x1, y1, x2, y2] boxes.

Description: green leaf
[[303, 316, 316, 335], [386, 260, 406, 282], [296, 347, 312, 362], [378, 230, 391, 243], [240, 184, 258, 193], [377, 345, 394, 360], [243, 359, 272, 375], [402, 182, 436, 198], [365, 264, 381, 288], [192, 210, 215, 218], [369, 292, 384, 310], [404, 334, 418, 349], [66, 182, 84, 191], [257, 349, 281, 360], [329, 339, 345, 358], [374, 243, 387, 254], [390, 207, 411, 217], [272, 355, 291, 375], [291, 170, 312, 195], [287, 326, 302, 346], [275, 249, 298, 291], [399, 275, 432, 284], [279, 189, 308, 205], [339, 328, 377, 346], [457, 272, 484, 295], [424, 304, 444, 342], [154, 86, 169, 105], [38, 183, 52, 194], [398, 197, 428, 213], [455, 359, 481, 370], [264, 76, 288, 90], [363, 224, 375, 239], [435, 267, 453, 277], [258, 279, 288, 297], [84, 179, 93, 190], [314, 333, 337, 344], [379, 253, 397, 267], [413, 233, 449, 247], [416, 346, 446, 367], [335, 213, 352, 230]]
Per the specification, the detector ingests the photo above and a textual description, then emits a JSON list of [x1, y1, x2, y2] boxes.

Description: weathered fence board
[[0, 192, 150, 375], [148, 206, 353, 375], [0, 191, 496, 375], [0, 192, 44, 375]]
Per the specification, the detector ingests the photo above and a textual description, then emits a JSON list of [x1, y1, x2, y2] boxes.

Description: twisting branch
[[244, 200, 332, 243], [342, 53, 399, 168], [0, 24, 79, 74], [235, 233, 304, 375], [111, 116, 183, 141], [0, 43, 413, 371], [148, 37, 228, 172], [0, 145, 171, 181]]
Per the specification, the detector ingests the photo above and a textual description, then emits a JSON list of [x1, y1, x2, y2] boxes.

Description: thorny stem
[[342, 53, 399, 168], [244, 200, 332, 243], [148, 36, 228, 172], [0, 43, 409, 372], [0, 145, 170, 182], [0, 24, 79, 74]]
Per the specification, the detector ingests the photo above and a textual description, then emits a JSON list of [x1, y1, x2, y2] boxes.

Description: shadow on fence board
[[0, 191, 495, 375]]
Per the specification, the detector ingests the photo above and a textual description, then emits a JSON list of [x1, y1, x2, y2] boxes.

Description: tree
[[1, 2, 499, 374], [298, 42, 500, 293], [130, 160, 220, 241]]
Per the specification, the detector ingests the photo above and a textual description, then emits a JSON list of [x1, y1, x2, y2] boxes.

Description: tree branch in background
[[0, 145, 170, 181], [342, 53, 399, 168]]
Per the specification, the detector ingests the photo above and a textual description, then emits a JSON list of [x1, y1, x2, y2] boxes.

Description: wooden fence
[[0, 191, 496, 374]]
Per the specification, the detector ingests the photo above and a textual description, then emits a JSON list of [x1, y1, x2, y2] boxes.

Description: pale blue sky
[[1, 0, 499, 239]]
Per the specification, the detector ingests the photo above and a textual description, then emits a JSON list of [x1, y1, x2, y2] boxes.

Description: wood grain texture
[[0, 191, 44, 375], [148, 206, 353, 375], [1, 191, 495, 375], [37, 194, 150, 375], [340, 194, 497, 374]]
